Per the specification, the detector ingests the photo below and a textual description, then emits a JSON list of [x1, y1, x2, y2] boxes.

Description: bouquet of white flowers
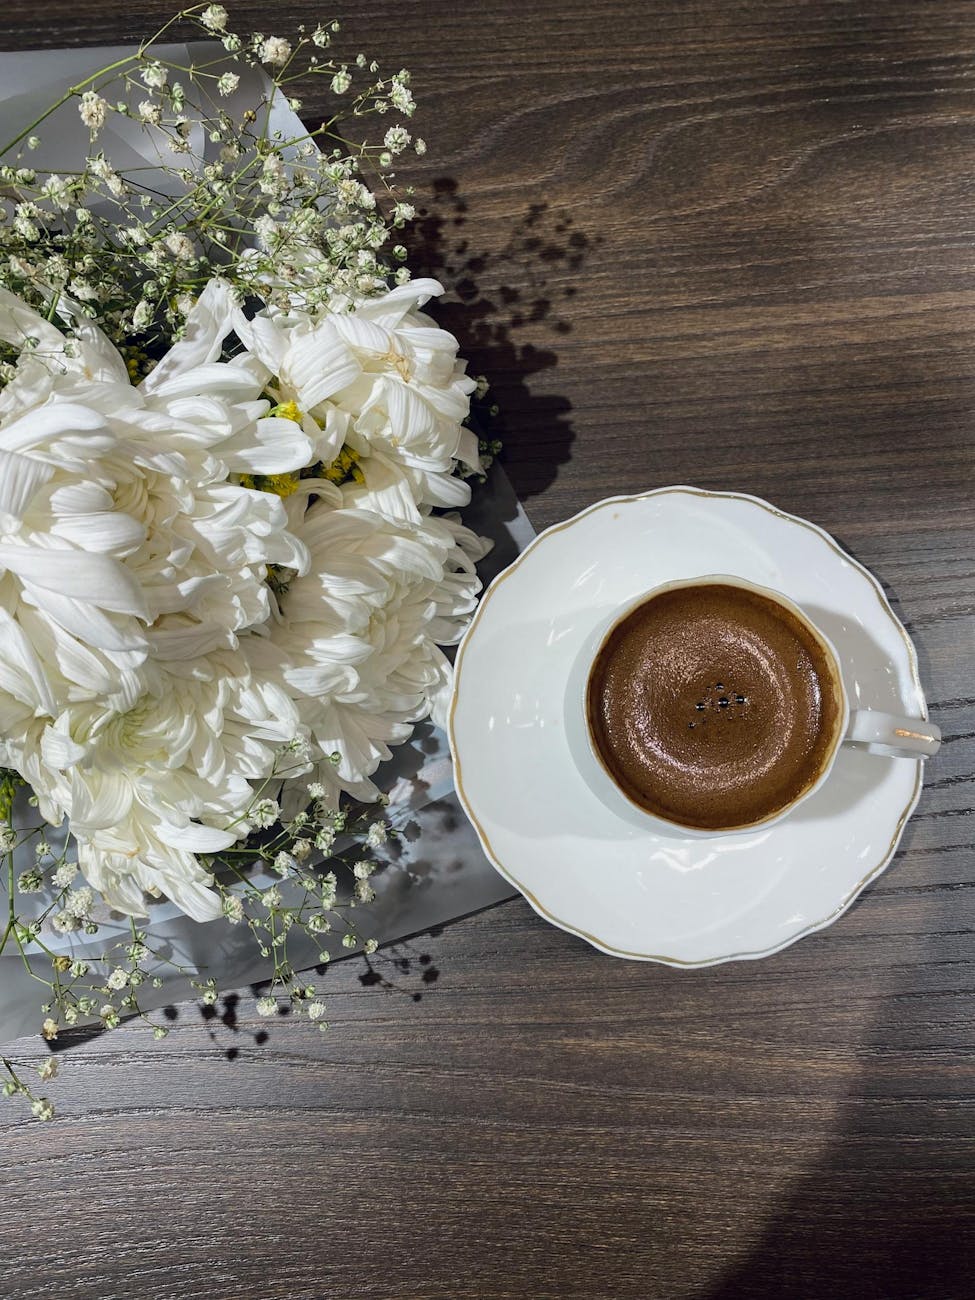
[[0, 5, 505, 1118]]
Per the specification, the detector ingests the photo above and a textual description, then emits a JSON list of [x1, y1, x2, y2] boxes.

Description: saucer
[[448, 486, 930, 965]]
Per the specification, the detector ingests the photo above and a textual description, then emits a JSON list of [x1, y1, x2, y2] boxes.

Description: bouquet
[[0, 5, 500, 1118]]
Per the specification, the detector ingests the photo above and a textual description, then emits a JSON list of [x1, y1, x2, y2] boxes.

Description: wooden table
[[2, 3, 973, 1296]]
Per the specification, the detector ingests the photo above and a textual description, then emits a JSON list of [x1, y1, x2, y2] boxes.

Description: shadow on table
[[403, 176, 589, 508], [701, 829, 975, 1300]]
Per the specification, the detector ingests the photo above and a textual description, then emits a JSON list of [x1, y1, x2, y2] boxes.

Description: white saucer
[[448, 486, 930, 966]]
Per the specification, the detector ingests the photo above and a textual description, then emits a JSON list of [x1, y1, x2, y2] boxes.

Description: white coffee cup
[[564, 575, 941, 837]]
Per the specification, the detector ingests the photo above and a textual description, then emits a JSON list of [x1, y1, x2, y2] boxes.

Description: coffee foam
[[586, 583, 842, 830]]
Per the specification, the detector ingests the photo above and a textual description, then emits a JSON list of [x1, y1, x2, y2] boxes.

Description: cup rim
[[576, 574, 850, 836]]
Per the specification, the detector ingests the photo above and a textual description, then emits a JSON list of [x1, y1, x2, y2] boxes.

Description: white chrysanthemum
[[0, 275, 491, 921], [0, 282, 311, 918], [15, 653, 300, 918], [233, 279, 480, 521], [264, 482, 488, 808]]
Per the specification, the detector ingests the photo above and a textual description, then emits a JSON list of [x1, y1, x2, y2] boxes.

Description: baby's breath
[[0, 5, 421, 346], [1, 745, 393, 1120], [0, 3, 425, 1120], [200, 3, 228, 32]]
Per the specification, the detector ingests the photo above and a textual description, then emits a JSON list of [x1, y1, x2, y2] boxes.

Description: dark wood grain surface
[[1, 3, 974, 1297]]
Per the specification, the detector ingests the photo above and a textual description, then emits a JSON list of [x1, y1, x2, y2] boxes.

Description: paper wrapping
[[0, 43, 529, 1044]]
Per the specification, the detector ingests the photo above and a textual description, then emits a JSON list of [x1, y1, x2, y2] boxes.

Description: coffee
[[585, 582, 842, 831]]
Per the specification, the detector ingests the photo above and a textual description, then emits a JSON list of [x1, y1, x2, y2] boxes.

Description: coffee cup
[[564, 575, 940, 837]]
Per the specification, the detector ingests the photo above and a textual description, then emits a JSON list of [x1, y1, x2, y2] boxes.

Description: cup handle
[[845, 711, 941, 759]]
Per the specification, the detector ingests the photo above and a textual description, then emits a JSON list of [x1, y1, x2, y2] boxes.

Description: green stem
[[1, 56, 138, 157], [0, 4, 212, 157]]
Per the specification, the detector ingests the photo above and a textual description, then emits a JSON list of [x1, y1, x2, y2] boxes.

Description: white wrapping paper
[[0, 43, 530, 1044]]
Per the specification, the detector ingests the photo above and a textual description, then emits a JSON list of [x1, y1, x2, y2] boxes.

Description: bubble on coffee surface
[[689, 681, 749, 730]]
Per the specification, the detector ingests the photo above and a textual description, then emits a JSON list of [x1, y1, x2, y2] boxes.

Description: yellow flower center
[[269, 399, 303, 424], [261, 472, 301, 498], [323, 445, 365, 486]]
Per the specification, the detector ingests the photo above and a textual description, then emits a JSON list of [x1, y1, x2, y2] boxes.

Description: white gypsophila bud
[[12, 214, 40, 241], [256, 996, 277, 1017], [37, 1057, 58, 1082], [164, 231, 195, 261], [383, 125, 410, 154], [141, 61, 168, 89], [273, 852, 296, 876], [68, 278, 99, 303], [78, 91, 108, 131], [251, 799, 281, 829], [31, 1098, 54, 1121], [217, 71, 239, 97], [222, 894, 244, 924], [41, 175, 73, 211], [106, 968, 128, 991], [259, 154, 288, 196], [305, 1001, 326, 1021], [6, 254, 35, 281], [64, 886, 93, 918], [139, 100, 163, 125], [0, 823, 16, 852], [200, 3, 229, 31], [365, 821, 387, 848], [259, 36, 292, 67], [331, 69, 352, 94], [131, 299, 152, 331], [253, 214, 279, 250]]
